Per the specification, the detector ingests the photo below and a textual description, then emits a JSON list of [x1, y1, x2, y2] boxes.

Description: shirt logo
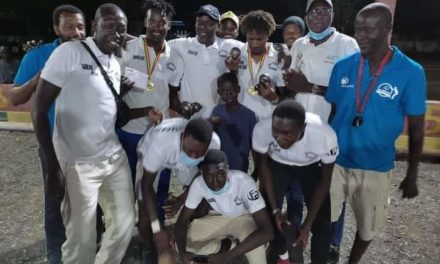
[[340, 77, 354, 88], [207, 197, 216, 203], [305, 152, 318, 159], [324, 54, 338, 64], [328, 147, 338, 156], [268, 62, 278, 71], [188, 50, 198, 56], [133, 55, 145, 60], [218, 50, 228, 57], [376, 83, 399, 100], [269, 142, 281, 153], [82, 64, 93, 70], [167, 62, 176, 72], [234, 197, 243, 206], [247, 190, 260, 201]]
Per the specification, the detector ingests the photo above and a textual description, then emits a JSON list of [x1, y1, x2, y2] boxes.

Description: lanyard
[[355, 48, 393, 114], [143, 37, 165, 82], [247, 46, 268, 85]]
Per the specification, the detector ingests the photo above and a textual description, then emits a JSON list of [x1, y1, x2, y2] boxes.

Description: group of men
[[7, 0, 425, 263]]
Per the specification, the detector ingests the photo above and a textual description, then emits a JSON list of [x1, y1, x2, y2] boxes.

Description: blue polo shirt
[[14, 39, 60, 133], [325, 47, 426, 172]]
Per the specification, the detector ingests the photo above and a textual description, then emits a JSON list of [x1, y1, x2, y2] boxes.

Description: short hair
[[273, 99, 306, 125], [199, 149, 228, 166], [217, 72, 239, 91], [142, 0, 176, 20], [358, 3, 393, 26], [240, 10, 276, 36], [184, 118, 213, 144], [52, 5, 84, 26]]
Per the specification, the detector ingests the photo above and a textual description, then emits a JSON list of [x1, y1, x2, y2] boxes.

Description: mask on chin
[[307, 27, 333, 41], [179, 150, 204, 167]]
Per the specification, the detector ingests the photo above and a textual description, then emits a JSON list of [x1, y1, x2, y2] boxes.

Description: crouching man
[[175, 149, 274, 264]]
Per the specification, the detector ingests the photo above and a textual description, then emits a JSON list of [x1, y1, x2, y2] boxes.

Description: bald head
[[93, 3, 127, 55], [95, 3, 127, 22], [357, 3, 393, 28]]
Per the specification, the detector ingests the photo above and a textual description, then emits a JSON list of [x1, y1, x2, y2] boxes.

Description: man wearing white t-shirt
[[32, 4, 135, 263], [168, 4, 244, 118], [226, 10, 285, 121], [253, 99, 338, 264], [175, 149, 273, 264], [284, 0, 358, 122], [138, 118, 220, 257]]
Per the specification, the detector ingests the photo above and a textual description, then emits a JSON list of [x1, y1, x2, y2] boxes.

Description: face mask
[[179, 150, 204, 167], [207, 179, 230, 195], [307, 27, 333, 41]]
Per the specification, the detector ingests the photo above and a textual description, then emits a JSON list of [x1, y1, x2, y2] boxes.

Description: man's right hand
[[147, 107, 164, 125], [224, 55, 240, 73], [274, 211, 291, 232], [46, 165, 65, 201]]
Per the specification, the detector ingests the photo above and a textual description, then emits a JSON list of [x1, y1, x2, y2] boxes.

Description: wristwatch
[[311, 84, 324, 96]]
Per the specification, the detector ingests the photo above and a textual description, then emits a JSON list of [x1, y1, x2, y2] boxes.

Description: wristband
[[151, 219, 161, 234], [272, 208, 280, 215]]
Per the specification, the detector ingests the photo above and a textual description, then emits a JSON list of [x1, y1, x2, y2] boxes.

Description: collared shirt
[[237, 43, 285, 121], [325, 47, 427, 172], [14, 39, 60, 133], [253, 113, 339, 166], [120, 36, 181, 134], [185, 170, 266, 218], [290, 29, 359, 121], [41, 37, 122, 163], [168, 37, 244, 112]]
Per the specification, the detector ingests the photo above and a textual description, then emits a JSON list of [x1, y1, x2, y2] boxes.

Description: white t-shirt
[[252, 113, 339, 166], [137, 117, 221, 186], [41, 37, 122, 163], [290, 30, 359, 121], [120, 36, 182, 134], [185, 170, 266, 218], [168, 37, 244, 114], [237, 43, 285, 121]]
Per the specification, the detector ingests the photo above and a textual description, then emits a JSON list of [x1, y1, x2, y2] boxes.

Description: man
[[218, 11, 239, 39], [227, 10, 284, 121], [325, 3, 426, 264], [175, 149, 273, 264], [0, 45, 19, 84], [253, 99, 338, 264], [6, 5, 86, 264], [282, 16, 305, 49], [138, 118, 220, 259], [284, 0, 358, 122], [32, 4, 135, 263], [168, 4, 244, 118]]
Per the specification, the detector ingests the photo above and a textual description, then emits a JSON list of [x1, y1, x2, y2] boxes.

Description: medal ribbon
[[143, 37, 165, 84], [247, 46, 268, 86], [355, 48, 393, 114]]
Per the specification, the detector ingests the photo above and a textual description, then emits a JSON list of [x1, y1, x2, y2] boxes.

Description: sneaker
[[277, 258, 291, 264], [327, 244, 340, 264]]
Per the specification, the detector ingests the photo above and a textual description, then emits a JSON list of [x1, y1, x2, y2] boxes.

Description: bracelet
[[271, 208, 280, 215], [151, 219, 161, 234]]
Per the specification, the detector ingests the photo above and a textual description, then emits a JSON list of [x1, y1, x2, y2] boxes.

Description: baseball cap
[[196, 4, 220, 22], [220, 11, 239, 28], [306, 0, 333, 13]]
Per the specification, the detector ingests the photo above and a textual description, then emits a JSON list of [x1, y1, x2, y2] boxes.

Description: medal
[[143, 37, 165, 92], [247, 46, 268, 96], [352, 115, 363, 128], [247, 85, 258, 95]]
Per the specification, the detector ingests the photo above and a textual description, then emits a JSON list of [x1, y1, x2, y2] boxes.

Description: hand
[[274, 43, 292, 70], [258, 81, 278, 102], [206, 252, 232, 264], [274, 212, 291, 232], [162, 195, 184, 219], [154, 229, 172, 251], [399, 175, 418, 199], [224, 55, 240, 72], [292, 226, 310, 250], [147, 107, 164, 125], [46, 164, 65, 201], [208, 116, 222, 126], [158, 248, 177, 264], [283, 69, 310, 93], [120, 75, 135, 96], [180, 252, 195, 264]]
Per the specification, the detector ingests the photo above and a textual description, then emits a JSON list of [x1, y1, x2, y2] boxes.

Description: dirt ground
[[0, 130, 439, 264]]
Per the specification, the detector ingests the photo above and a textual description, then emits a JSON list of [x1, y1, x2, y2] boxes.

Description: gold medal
[[247, 85, 257, 95], [147, 80, 155, 91]]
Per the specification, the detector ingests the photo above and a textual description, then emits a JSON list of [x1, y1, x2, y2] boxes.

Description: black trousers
[[269, 159, 331, 264]]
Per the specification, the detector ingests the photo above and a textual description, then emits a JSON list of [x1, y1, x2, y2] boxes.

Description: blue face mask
[[208, 179, 230, 195], [307, 27, 333, 41], [179, 150, 204, 167]]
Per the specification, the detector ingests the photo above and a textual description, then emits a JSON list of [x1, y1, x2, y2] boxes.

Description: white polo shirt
[[120, 36, 182, 134], [137, 118, 220, 186], [237, 43, 285, 121], [185, 170, 266, 218], [252, 113, 339, 166], [289, 29, 359, 121], [41, 37, 122, 163], [168, 37, 244, 112]]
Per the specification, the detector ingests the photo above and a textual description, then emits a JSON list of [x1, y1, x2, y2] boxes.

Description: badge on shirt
[[247, 190, 260, 201]]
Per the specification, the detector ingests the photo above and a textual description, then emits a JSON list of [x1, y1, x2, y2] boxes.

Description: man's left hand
[[120, 75, 135, 97], [162, 195, 184, 219], [283, 69, 310, 93], [293, 226, 310, 250], [258, 81, 278, 102], [399, 174, 418, 199]]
